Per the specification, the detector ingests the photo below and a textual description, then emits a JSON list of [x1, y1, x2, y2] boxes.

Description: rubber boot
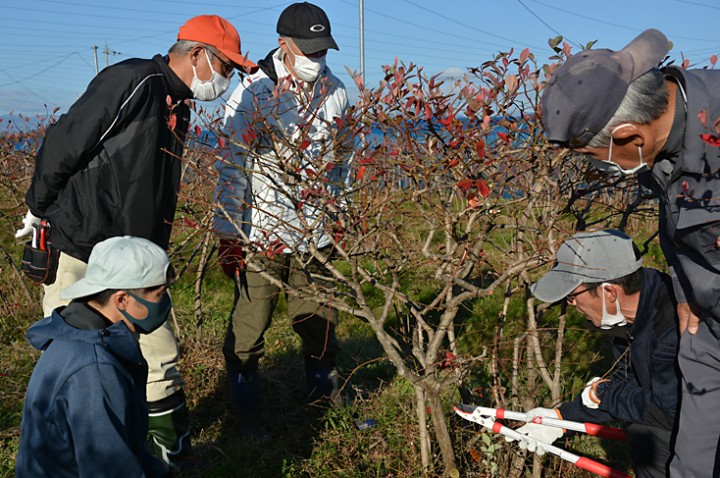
[[147, 389, 194, 471], [229, 369, 272, 441], [305, 364, 342, 407]]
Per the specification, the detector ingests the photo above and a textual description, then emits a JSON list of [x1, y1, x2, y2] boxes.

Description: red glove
[[218, 240, 245, 279]]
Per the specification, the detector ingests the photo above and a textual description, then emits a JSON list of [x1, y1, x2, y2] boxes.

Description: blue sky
[[2, 0, 720, 114]]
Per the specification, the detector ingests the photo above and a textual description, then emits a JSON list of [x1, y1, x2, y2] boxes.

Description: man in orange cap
[[16, 15, 255, 471]]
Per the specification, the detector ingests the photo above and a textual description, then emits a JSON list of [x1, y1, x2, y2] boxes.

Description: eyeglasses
[[566, 287, 592, 303], [206, 49, 234, 78]]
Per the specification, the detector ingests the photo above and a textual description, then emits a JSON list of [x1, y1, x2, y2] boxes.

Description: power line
[[399, 0, 545, 51], [336, 0, 549, 53], [517, 0, 580, 49], [526, 0, 720, 43]]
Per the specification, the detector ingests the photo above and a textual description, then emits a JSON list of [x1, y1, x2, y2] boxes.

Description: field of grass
[[0, 227, 637, 477]]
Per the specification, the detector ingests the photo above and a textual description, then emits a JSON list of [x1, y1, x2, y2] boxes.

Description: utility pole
[[103, 41, 119, 68], [359, 0, 365, 84], [91, 45, 99, 75]]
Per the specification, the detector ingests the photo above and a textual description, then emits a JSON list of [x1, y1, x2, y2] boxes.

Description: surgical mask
[[599, 283, 626, 329], [590, 123, 648, 175], [190, 50, 231, 101], [293, 53, 326, 83], [119, 291, 172, 334]]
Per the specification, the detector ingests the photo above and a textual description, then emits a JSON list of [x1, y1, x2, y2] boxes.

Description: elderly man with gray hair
[[541, 29, 720, 476]]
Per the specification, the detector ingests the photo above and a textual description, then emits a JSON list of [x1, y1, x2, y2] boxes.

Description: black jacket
[[559, 268, 680, 430], [26, 54, 191, 262]]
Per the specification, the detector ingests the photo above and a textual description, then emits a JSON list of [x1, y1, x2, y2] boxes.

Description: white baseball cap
[[60, 236, 170, 300]]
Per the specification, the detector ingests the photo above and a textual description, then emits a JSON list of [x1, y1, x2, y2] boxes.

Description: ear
[[611, 123, 645, 148], [189, 45, 204, 67], [602, 283, 619, 302], [110, 290, 131, 311]]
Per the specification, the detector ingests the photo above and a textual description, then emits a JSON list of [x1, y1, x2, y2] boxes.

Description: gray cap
[[531, 230, 642, 303], [60, 236, 170, 300], [541, 29, 670, 148]]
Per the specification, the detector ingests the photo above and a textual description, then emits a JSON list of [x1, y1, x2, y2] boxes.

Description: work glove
[[15, 210, 40, 239], [506, 407, 564, 456], [581, 377, 603, 409], [218, 239, 245, 279]]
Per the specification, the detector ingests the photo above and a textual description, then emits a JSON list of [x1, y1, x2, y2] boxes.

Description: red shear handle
[[584, 423, 626, 441], [575, 457, 631, 478]]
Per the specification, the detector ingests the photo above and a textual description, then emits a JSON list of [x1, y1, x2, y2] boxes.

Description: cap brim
[[293, 35, 339, 55], [221, 49, 258, 70], [619, 29, 670, 81], [59, 279, 107, 301], [531, 269, 582, 303]]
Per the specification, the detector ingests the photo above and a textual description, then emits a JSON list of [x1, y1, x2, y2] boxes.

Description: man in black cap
[[214, 2, 351, 438], [541, 29, 720, 476], [507, 230, 679, 478]]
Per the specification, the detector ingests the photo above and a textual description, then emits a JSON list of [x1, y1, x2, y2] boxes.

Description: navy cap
[[531, 230, 642, 303], [277, 2, 339, 54], [541, 29, 670, 148]]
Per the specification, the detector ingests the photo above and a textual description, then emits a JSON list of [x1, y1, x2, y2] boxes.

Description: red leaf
[[520, 47, 530, 64], [712, 54, 718, 67], [700, 133, 720, 147], [682, 58, 690, 69], [300, 140, 311, 150], [457, 179, 474, 192], [476, 139, 485, 159], [357, 165, 367, 180], [497, 132, 510, 144], [166, 95, 172, 106], [477, 179, 490, 198], [52, 107, 60, 114], [167, 114, 177, 131], [217, 136, 226, 149], [447, 158, 459, 168], [334, 117, 343, 128], [699, 110, 708, 127], [183, 217, 199, 229]]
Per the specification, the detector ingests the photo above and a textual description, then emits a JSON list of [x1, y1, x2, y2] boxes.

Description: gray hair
[[586, 68, 668, 148], [168, 40, 218, 56]]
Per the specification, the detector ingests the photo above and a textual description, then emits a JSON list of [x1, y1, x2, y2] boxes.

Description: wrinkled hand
[[15, 210, 40, 239], [218, 240, 245, 279], [678, 302, 701, 335], [505, 407, 563, 456], [581, 377, 606, 409]]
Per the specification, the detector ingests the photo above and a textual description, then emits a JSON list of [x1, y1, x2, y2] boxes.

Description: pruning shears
[[454, 404, 630, 478]]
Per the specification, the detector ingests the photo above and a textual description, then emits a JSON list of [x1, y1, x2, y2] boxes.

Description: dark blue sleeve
[[58, 364, 167, 477], [596, 327, 678, 425], [559, 394, 615, 424]]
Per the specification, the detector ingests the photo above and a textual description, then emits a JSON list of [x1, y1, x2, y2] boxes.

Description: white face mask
[[190, 50, 231, 101], [599, 283, 627, 329], [589, 123, 648, 175], [292, 53, 326, 83]]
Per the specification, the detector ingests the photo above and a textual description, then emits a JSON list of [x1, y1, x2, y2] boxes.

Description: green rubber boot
[[147, 389, 194, 471]]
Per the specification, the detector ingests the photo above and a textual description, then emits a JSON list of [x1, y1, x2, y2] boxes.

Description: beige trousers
[[43, 252, 184, 402]]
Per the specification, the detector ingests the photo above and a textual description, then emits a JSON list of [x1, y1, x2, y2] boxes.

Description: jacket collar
[[153, 54, 193, 101], [27, 303, 144, 365]]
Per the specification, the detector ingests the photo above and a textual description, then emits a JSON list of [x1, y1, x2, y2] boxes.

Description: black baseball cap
[[277, 2, 339, 54], [541, 29, 670, 148]]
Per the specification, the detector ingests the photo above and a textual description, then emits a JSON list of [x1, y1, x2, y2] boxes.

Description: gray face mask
[[118, 291, 172, 334], [588, 123, 648, 176]]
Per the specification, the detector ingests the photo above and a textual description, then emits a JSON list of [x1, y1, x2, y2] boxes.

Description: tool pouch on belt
[[21, 219, 59, 285]]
